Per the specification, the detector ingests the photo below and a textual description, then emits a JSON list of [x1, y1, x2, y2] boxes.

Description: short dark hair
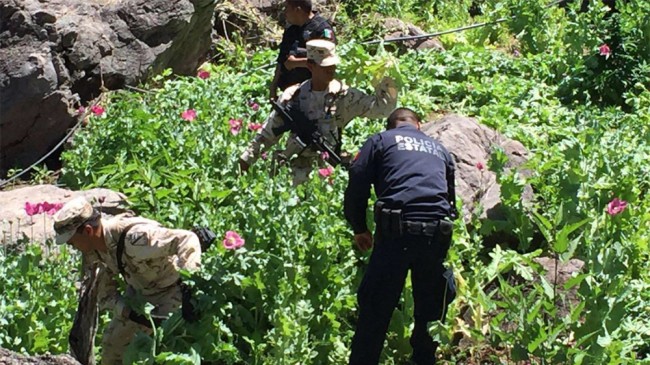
[[75, 209, 102, 233], [287, 0, 312, 13], [386, 107, 421, 129]]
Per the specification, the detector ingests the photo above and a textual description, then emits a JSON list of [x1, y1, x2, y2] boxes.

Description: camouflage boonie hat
[[53, 197, 94, 244], [306, 39, 340, 67]]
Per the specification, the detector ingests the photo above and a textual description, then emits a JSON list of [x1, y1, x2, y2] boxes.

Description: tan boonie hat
[[53, 197, 94, 244], [306, 39, 340, 67]]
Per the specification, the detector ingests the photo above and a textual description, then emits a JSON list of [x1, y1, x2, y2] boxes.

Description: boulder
[[0, 185, 129, 246], [0, 347, 80, 365], [0, 0, 216, 177], [421, 114, 531, 225], [382, 17, 444, 51]]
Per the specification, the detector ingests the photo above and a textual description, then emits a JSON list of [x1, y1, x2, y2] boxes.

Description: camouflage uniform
[[90, 214, 201, 364], [241, 78, 397, 185], [241, 40, 398, 185], [53, 198, 201, 365]]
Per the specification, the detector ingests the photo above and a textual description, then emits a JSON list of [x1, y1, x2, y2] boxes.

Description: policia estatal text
[[344, 108, 458, 365]]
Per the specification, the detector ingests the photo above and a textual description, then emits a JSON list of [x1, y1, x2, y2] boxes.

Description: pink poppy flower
[[599, 44, 611, 58], [320, 151, 330, 161], [606, 198, 627, 216], [42, 202, 63, 215], [25, 202, 40, 216], [90, 105, 105, 117], [248, 122, 263, 132], [261, 152, 268, 160], [229, 118, 243, 135], [77, 106, 86, 115], [181, 109, 197, 122], [223, 230, 245, 250], [318, 166, 334, 178], [476, 162, 484, 171], [197, 69, 210, 79], [247, 99, 260, 112]]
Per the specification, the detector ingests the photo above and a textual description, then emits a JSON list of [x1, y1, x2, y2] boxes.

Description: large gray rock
[[382, 17, 444, 51], [0, 347, 80, 365], [421, 114, 531, 225], [0, 185, 129, 246], [0, 0, 216, 177]]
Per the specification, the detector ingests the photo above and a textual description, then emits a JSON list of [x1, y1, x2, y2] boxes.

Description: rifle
[[270, 99, 348, 169], [69, 261, 99, 365]]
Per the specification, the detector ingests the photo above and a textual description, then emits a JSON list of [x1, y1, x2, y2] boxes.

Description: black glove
[[192, 226, 216, 252], [180, 282, 199, 323]]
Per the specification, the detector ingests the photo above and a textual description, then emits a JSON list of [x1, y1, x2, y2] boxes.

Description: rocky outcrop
[[0, 0, 215, 177], [421, 114, 532, 225], [0, 185, 128, 246], [0, 347, 80, 365], [213, 0, 336, 53], [382, 18, 444, 51]]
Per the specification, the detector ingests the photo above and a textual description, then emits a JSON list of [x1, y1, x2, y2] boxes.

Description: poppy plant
[[197, 70, 210, 79], [606, 198, 627, 216], [223, 231, 245, 249], [230, 119, 243, 135], [599, 44, 611, 58], [182, 109, 197, 121], [90, 105, 105, 117], [318, 166, 334, 178], [248, 122, 263, 132]]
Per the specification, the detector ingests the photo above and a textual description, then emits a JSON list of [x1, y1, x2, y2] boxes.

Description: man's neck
[[295, 11, 314, 26], [311, 79, 329, 91]]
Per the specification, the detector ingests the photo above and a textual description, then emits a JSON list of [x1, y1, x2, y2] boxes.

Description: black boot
[[410, 323, 438, 365]]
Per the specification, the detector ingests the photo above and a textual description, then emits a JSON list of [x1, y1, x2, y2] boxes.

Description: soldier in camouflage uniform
[[239, 39, 399, 185], [53, 197, 201, 365]]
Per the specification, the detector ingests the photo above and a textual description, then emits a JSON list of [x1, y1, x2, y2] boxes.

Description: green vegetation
[[1, 0, 649, 364]]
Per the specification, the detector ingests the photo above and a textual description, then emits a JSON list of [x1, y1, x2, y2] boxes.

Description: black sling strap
[[115, 222, 200, 325], [116, 223, 145, 277]]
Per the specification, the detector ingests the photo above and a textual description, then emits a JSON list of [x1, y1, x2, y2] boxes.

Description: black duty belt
[[402, 220, 439, 237], [374, 201, 452, 238]]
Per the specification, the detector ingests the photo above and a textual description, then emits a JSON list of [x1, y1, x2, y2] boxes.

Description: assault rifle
[[271, 100, 348, 169]]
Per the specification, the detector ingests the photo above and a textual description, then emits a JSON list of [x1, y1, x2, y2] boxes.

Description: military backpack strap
[[116, 223, 144, 278]]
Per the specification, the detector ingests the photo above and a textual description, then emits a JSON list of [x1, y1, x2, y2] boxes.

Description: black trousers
[[349, 228, 454, 365]]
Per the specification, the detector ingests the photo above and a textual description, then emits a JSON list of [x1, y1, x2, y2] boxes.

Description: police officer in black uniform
[[344, 108, 458, 365], [269, 0, 336, 100]]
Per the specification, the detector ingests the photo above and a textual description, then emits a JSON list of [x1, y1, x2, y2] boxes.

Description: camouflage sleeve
[[338, 77, 398, 126], [96, 264, 123, 314], [126, 226, 201, 271], [240, 86, 300, 165], [240, 111, 285, 165]]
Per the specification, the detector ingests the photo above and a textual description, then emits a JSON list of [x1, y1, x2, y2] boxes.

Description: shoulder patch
[[126, 231, 147, 246]]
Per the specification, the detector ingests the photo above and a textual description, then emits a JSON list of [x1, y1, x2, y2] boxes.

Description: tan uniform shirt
[[240, 77, 398, 165], [86, 214, 201, 315]]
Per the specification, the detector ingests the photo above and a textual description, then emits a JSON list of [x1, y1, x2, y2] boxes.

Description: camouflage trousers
[[101, 285, 182, 365], [290, 156, 313, 186]]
